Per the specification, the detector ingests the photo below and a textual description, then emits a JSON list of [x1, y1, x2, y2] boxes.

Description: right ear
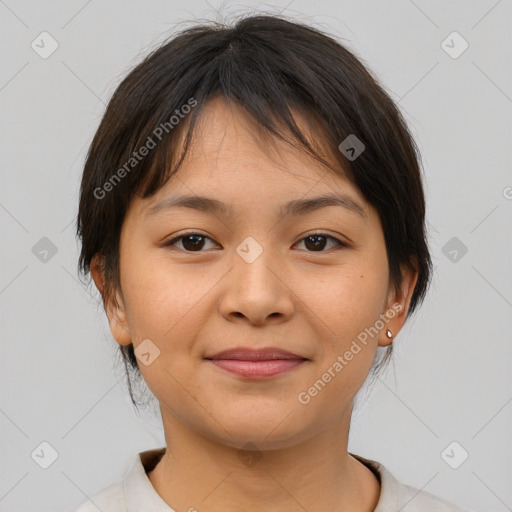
[[90, 255, 132, 346]]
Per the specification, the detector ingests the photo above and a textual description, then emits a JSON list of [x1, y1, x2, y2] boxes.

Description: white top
[[74, 448, 471, 512]]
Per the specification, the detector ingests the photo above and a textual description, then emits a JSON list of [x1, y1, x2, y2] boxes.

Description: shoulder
[[349, 452, 472, 512], [71, 447, 168, 512], [73, 480, 125, 512], [395, 480, 471, 511]]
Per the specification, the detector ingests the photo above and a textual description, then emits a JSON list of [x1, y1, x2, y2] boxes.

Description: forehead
[[130, 96, 371, 222], [169, 97, 360, 188], [184, 96, 339, 172]]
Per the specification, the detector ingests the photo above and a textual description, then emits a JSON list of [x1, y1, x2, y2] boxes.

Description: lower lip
[[208, 359, 305, 378]]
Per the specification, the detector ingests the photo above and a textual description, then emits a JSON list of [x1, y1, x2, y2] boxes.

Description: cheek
[[301, 253, 389, 393], [306, 256, 389, 336], [118, 249, 225, 403], [295, 272, 387, 417], [120, 252, 210, 410], [121, 246, 215, 341]]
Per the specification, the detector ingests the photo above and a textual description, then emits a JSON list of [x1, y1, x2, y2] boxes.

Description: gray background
[[1, 0, 511, 511]]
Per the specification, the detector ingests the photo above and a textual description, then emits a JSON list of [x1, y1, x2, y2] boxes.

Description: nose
[[218, 242, 295, 326]]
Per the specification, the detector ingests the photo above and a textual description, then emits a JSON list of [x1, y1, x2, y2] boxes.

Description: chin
[[198, 403, 317, 451]]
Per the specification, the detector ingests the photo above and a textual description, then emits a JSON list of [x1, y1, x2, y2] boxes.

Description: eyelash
[[162, 231, 348, 253]]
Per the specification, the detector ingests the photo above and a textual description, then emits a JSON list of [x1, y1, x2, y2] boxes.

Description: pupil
[[183, 235, 204, 251], [305, 235, 326, 251]]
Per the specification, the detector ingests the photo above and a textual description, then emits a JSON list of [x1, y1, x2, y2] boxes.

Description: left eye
[[162, 233, 346, 252], [295, 234, 346, 252]]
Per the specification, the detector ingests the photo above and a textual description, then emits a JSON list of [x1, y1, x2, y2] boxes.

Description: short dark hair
[[77, 14, 432, 409]]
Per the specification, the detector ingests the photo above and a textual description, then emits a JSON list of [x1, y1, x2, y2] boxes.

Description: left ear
[[378, 263, 419, 347]]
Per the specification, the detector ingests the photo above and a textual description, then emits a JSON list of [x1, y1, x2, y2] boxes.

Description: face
[[92, 96, 417, 450]]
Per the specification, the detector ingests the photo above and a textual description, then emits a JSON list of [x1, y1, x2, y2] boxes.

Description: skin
[[91, 96, 418, 512]]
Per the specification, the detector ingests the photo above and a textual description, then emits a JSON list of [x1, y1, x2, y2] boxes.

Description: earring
[[385, 329, 393, 339]]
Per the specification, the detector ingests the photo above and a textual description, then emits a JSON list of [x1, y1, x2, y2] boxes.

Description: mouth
[[204, 347, 309, 379]]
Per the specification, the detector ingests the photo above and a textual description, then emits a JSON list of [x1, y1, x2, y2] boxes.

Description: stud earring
[[385, 329, 393, 339]]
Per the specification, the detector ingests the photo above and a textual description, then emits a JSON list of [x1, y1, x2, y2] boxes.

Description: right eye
[[162, 233, 219, 252]]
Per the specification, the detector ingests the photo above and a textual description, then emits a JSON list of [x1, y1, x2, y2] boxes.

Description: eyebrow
[[146, 193, 366, 220]]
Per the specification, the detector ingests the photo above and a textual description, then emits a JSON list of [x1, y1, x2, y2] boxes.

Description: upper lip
[[205, 347, 307, 361]]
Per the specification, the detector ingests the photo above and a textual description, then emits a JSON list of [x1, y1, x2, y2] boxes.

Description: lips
[[207, 347, 306, 361], [205, 347, 308, 379]]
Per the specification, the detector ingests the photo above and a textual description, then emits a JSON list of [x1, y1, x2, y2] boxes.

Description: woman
[[75, 13, 471, 511]]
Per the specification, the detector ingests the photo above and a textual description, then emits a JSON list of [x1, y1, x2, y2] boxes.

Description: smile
[[205, 347, 309, 379]]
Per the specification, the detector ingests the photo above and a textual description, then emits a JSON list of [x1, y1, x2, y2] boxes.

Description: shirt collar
[[123, 447, 399, 511], [124, 447, 174, 511], [349, 452, 399, 510]]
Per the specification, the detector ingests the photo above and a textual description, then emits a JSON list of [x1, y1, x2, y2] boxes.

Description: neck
[[147, 409, 380, 512]]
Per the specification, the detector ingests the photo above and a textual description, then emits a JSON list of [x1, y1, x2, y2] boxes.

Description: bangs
[[119, 60, 357, 203]]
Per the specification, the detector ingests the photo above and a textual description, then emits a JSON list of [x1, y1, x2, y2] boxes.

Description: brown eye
[[181, 234, 206, 251], [163, 233, 217, 252], [296, 234, 346, 252]]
